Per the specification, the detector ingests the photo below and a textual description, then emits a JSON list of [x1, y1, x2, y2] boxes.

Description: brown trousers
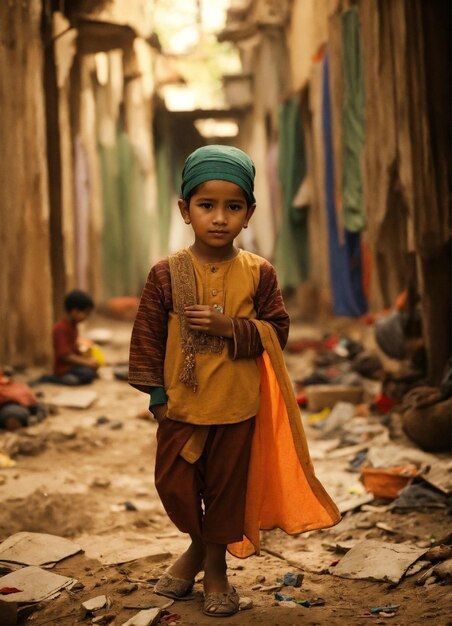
[[155, 417, 255, 544]]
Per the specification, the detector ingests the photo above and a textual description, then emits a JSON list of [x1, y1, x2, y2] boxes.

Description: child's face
[[68, 308, 92, 324], [178, 180, 255, 252]]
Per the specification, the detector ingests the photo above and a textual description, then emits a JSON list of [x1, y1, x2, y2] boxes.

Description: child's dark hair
[[64, 289, 94, 312]]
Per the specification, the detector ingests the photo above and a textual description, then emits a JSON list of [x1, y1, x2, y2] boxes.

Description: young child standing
[[129, 145, 340, 618]]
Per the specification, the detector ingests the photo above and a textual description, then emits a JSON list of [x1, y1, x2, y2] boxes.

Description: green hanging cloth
[[274, 97, 309, 290], [100, 128, 151, 297], [342, 7, 365, 232]]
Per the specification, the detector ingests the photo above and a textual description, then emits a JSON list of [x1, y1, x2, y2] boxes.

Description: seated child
[[50, 289, 100, 385]]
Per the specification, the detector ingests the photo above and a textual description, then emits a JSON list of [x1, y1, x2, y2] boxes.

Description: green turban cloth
[[181, 145, 256, 204]]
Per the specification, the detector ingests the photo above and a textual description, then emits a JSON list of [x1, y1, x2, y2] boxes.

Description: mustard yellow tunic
[[164, 250, 262, 425]]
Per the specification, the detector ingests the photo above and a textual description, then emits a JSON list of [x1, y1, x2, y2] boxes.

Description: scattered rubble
[[119, 607, 161, 626], [82, 594, 112, 613], [0, 317, 450, 625]]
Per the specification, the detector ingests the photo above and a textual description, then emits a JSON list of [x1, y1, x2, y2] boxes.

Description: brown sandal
[[203, 586, 240, 617], [154, 573, 194, 600]]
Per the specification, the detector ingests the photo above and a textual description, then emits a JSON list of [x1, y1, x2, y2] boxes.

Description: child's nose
[[212, 209, 227, 224]]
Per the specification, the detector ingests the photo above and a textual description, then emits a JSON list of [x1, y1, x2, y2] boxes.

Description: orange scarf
[[228, 321, 341, 558]]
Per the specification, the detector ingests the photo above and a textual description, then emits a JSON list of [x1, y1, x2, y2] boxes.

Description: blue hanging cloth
[[322, 52, 367, 316]]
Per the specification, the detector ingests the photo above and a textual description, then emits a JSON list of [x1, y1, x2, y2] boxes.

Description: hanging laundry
[[273, 97, 309, 289], [341, 7, 365, 233], [322, 52, 367, 316]]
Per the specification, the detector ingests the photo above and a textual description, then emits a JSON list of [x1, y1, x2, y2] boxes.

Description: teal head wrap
[[181, 145, 256, 204]]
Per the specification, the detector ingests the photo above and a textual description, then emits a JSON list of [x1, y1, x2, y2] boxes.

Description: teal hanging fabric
[[274, 97, 309, 290], [155, 141, 172, 257], [154, 112, 173, 257], [99, 128, 151, 298], [118, 131, 152, 294], [99, 140, 123, 298], [342, 7, 365, 232]]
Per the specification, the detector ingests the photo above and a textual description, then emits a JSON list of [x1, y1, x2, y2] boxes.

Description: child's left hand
[[184, 305, 233, 338]]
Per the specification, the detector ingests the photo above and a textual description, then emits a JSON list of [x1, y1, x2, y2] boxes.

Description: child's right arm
[[128, 261, 171, 394]]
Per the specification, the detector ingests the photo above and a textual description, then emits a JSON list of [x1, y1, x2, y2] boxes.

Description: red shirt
[[0, 377, 37, 407], [53, 317, 78, 375]]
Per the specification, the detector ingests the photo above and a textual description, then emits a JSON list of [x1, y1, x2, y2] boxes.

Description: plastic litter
[[274, 593, 324, 607], [360, 465, 418, 499], [307, 408, 330, 425], [391, 480, 451, 510], [160, 613, 181, 622], [275, 593, 294, 602], [282, 572, 304, 587], [0, 453, 16, 469], [369, 605, 400, 614], [0, 588, 21, 595]]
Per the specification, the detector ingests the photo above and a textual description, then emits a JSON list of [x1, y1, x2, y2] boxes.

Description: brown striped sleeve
[[231, 260, 290, 359], [128, 259, 172, 393]]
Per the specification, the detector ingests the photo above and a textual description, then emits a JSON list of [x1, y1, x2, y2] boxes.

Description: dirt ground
[[0, 313, 450, 626]]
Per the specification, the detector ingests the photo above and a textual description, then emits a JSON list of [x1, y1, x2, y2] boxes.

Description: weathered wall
[[0, 0, 53, 366], [359, 0, 451, 383], [288, 0, 340, 92], [44, 11, 78, 319]]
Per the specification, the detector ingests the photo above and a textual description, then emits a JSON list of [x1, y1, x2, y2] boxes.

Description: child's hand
[[184, 305, 233, 338], [151, 403, 168, 424]]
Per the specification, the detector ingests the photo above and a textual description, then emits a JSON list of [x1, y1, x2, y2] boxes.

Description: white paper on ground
[[0, 566, 75, 603], [420, 460, 452, 494], [82, 595, 111, 612], [119, 608, 161, 626], [336, 493, 374, 514], [332, 539, 428, 583], [77, 535, 171, 566], [49, 390, 98, 409], [0, 532, 82, 567]]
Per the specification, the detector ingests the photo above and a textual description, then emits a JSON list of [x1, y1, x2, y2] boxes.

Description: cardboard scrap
[[420, 460, 452, 494], [328, 442, 369, 460], [366, 444, 437, 470], [322, 402, 356, 434], [120, 608, 161, 626], [0, 566, 76, 603], [0, 532, 82, 567], [82, 595, 111, 612], [332, 539, 428, 583], [309, 439, 341, 460], [77, 535, 171, 566], [336, 493, 374, 514], [322, 540, 356, 554], [306, 385, 363, 412], [49, 389, 98, 409]]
